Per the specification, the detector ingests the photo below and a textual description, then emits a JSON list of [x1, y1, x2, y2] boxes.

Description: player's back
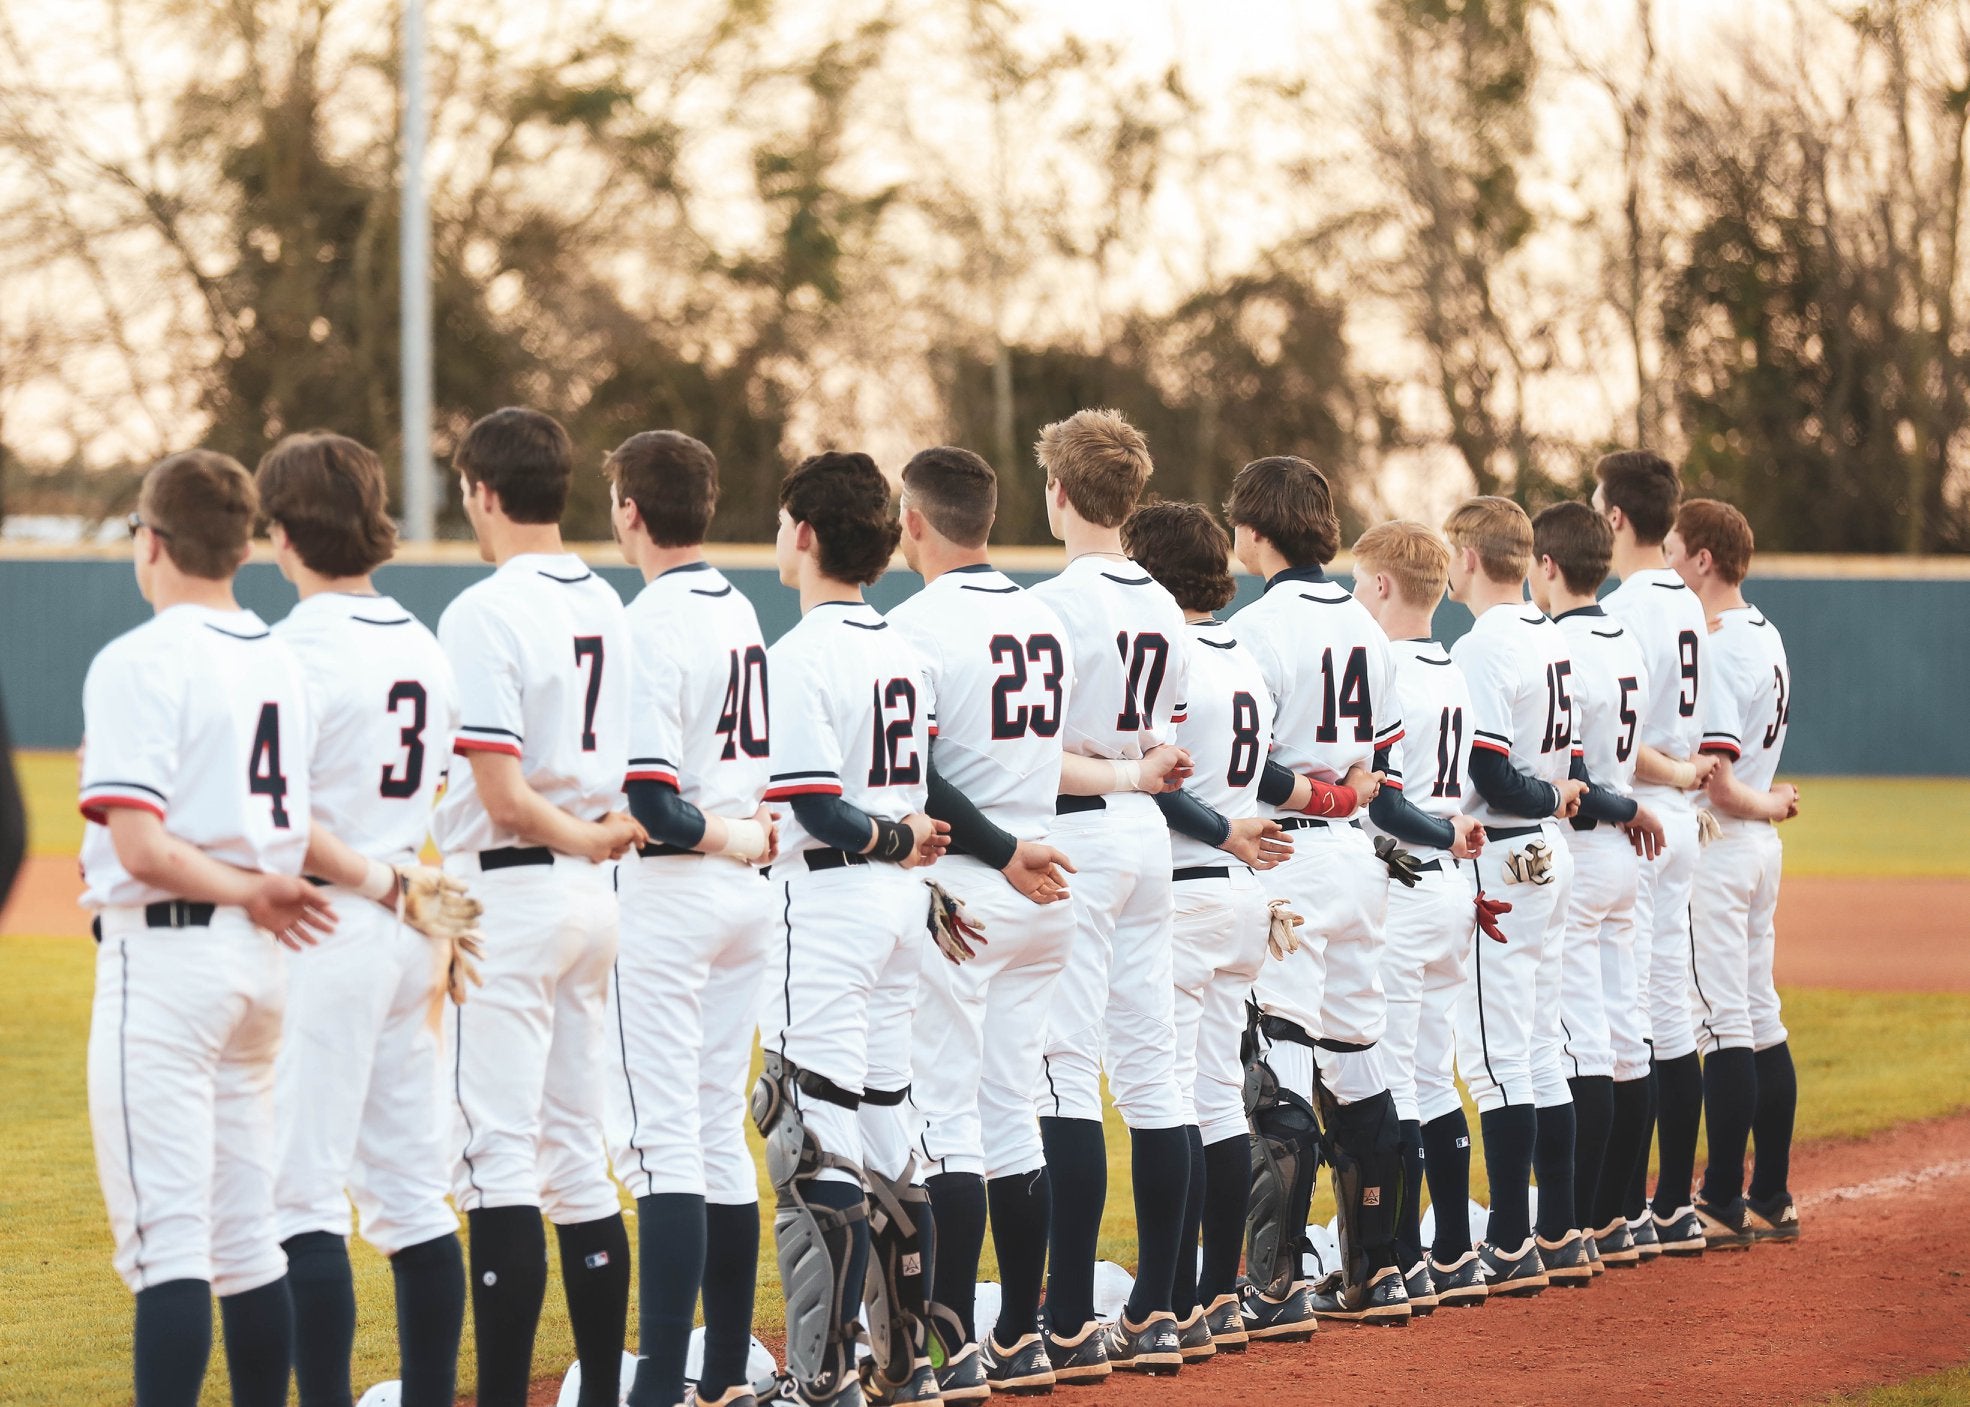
[[1452, 602, 1573, 828], [1603, 566, 1707, 766], [1556, 607, 1649, 797], [1228, 571, 1404, 806], [80, 605, 312, 907], [277, 592, 456, 863], [623, 563, 770, 817], [887, 565, 1069, 840], [431, 552, 630, 855], [1702, 606, 1791, 799], [1030, 554, 1188, 763], [1169, 617, 1273, 868], [1370, 637, 1474, 836], [764, 601, 933, 860]]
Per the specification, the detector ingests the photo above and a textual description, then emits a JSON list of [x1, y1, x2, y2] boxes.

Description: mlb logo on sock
[[1457, 1136, 1470, 1149], [585, 1251, 611, 1270], [902, 1253, 922, 1277]]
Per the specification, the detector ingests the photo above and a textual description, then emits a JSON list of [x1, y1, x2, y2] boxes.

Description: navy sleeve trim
[[1155, 788, 1233, 848], [625, 778, 709, 850]]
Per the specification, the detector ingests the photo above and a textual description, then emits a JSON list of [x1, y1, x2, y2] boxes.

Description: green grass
[[1821, 1366, 1970, 1405]]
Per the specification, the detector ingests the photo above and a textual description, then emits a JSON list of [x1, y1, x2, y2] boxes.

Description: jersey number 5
[[1616, 677, 1640, 763], [248, 702, 291, 829], [716, 645, 770, 760], [380, 681, 428, 798]]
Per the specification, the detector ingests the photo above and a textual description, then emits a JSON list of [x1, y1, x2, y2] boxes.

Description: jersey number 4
[[716, 645, 770, 760], [990, 633, 1064, 740], [248, 702, 292, 829]]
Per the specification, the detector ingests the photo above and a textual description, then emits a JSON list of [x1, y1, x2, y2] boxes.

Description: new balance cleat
[[1172, 1306, 1216, 1362], [1429, 1250, 1487, 1308], [1535, 1230, 1594, 1286], [1201, 1292, 1249, 1352], [1401, 1261, 1438, 1317], [1592, 1217, 1641, 1267], [1041, 1320, 1110, 1385], [1652, 1206, 1708, 1258], [1309, 1265, 1412, 1325], [860, 1358, 940, 1404], [1477, 1239, 1549, 1298], [1099, 1312, 1182, 1375], [1239, 1282, 1318, 1342], [1695, 1196, 1755, 1250], [981, 1332, 1056, 1395], [1627, 1214, 1663, 1261], [1584, 1231, 1605, 1276], [1746, 1192, 1801, 1242], [685, 1386, 760, 1407], [933, 1342, 990, 1403]]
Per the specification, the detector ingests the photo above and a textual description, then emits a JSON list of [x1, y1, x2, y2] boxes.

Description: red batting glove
[[1475, 890, 1513, 944], [1301, 777, 1360, 818]]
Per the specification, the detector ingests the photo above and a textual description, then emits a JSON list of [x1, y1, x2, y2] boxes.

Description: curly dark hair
[[1121, 500, 1236, 613], [780, 451, 901, 586], [1223, 455, 1340, 567]]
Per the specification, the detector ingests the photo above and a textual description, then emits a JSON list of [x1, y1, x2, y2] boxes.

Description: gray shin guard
[[752, 1054, 865, 1400], [1314, 1082, 1403, 1288], [863, 1165, 931, 1390], [1243, 1045, 1322, 1297]]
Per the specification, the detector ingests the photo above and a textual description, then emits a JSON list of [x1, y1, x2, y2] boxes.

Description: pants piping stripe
[[612, 960, 652, 1191], [1463, 857, 1503, 1102], [454, 1002, 484, 1201], [778, 882, 793, 1062], [1687, 897, 1718, 1048], [117, 942, 148, 1284]]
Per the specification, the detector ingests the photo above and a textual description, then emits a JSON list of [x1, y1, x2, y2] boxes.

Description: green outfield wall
[[2, 554, 1964, 776]]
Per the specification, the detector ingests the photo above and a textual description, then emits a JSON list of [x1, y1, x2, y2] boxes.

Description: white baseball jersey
[[1452, 602, 1573, 828], [274, 592, 457, 864], [622, 562, 770, 818], [1699, 606, 1792, 794], [1168, 617, 1274, 869], [1228, 569, 1404, 815], [1602, 567, 1707, 762], [887, 564, 1070, 842], [762, 600, 935, 860], [1555, 605, 1650, 797], [80, 606, 313, 908], [1029, 555, 1188, 761], [1371, 638, 1474, 831], [431, 553, 630, 855]]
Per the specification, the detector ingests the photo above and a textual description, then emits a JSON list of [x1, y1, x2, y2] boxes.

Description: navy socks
[[134, 1278, 212, 1407], [283, 1231, 355, 1407], [1651, 1051, 1704, 1215], [1532, 1101, 1578, 1240], [926, 1171, 988, 1345], [628, 1194, 705, 1407], [219, 1276, 293, 1407], [699, 1202, 761, 1397], [467, 1206, 548, 1407], [1566, 1076, 1615, 1234], [1122, 1125, 1192, 1322], [1040, 1117, 1106, 1332], [1197, 1134, 1250, 1302], [1700, 1047, 1759, 1206], [1170, 1126, 1206, 1316], [1421, 1109, 1474, 1261], [390, 1232, 465, 1407], [556, 1213, 632, 1407], [1596, 1077, 1653, 1231], [987, 1168, 1051, 1348], [1750, 1042, 1799, 1203], [1478, 1104, 1536, 1247]]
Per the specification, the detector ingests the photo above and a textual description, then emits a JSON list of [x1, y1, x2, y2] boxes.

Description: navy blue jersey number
[[716, 645, 770, 760], [248, 702, 292, 828], [1114, 632, 1170, 731], [380, 681, 428, 798], [990, 633, 1065, 740], [867, 678, 922, 786], [574, 636, 604, 752]]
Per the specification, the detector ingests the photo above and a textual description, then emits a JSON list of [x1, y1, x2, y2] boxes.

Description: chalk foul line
[[1799, 1158, 1970, 1210]]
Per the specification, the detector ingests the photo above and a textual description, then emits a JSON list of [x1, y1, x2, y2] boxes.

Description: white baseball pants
[[1456, 820, 1575, 1112], [89, 908, 288, 1297], [758, 862, 928, 1185], [275, 895, 459, 1254], [1559, 827, 1636, 1084], [1251, 821, 1391, 1104], [608, 851, 773, 1205], [1379, 860, 1476, 1125], [1632, 786, 1701, 1061], [1170, 865, 1271, 1146], [444, 854, 621, 1225], [1037, 795, 1181, 1129], [911, 854, 1074, 1181], [1689, 820, 1788, 1055]]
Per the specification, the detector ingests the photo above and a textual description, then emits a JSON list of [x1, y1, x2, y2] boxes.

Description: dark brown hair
[[901, 445, 996, 549], [455, 406, 572, 524], [1223, 455, 1341, 566], [1674, 498, 1755, 586], [1035, 409, 1153, 527], [255, 432, 397, 577], [140, 449, 257, 580], [1531, 500, 1614, 597], [1122, 501, 1236, 613], [780, 451, 900, 586], [1594, 450, 1681, 546], [605, 430, 718, 547]]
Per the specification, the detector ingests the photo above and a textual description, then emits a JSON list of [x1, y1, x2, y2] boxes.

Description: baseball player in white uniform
[[888, 446, 1079, 1399], [753, 451, 948, 1407], [1442, 496, 1589, 1296], [1227, 457, 1413, 1324], [257, 433, 474, 1407], [1594, 451, 1717, 1258], [1347, 522, 1488, 1311], [433, 408, 644, 1407], [1120, 501, 1303, 1357], [1528, 503, 1668, 1272], [1667, 500, 1802, 1248], [81, 450, 334, 1407], [1026, 411, 1197, 1378], [601, 432, 779, 1407]]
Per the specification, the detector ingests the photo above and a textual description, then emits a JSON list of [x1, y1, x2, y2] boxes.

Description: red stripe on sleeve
[[79, 795, 166, 825], [1699, 741, 1742, 759], [762, 783, 845, 800], [624, 770, 680, 788], [1470, 737, 1511, 756], [452, 738, 522, 758]]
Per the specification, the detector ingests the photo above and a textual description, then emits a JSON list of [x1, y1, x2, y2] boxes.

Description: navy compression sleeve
[[788, 793, 881, 853], [926, 759, 1019, 870], [1258, 759, 1299, 808], [625, 778, 709, 851], [1570, 752, 1639, 824], [1366, 746, 1457, 850], [1467, 747, 1561, 819], [1156, 787, 1233, 848]]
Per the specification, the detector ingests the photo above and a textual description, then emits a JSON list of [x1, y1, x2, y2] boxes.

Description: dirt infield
[[9, 858, 1965, 992]]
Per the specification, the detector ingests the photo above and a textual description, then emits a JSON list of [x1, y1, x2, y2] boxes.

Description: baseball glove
[[1501, 839, 1555, 887], [1696, 808, 1723, 847], [396, 865, 485, 956], [1373, 835, 1426, 888], [1266, 899, 1305, 960], [927, 880, 987, 964], [1475, 891, 1513, 943]]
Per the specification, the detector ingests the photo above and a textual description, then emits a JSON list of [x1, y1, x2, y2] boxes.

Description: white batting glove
[[1266, 899, 1305, 960]]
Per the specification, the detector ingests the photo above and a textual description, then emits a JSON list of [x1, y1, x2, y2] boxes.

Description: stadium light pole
[[400, 0, 435, 542]]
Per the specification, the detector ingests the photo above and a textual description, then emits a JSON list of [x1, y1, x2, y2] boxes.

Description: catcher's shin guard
[[863, 1161, 934, 1390], [1315, 1081, 1404, 1288], [1243, 1041, 1322, 1297], [751, 1053, 866, 1401]]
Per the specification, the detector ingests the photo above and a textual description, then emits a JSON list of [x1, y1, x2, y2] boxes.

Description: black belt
[[804, 848, 869, 873], [1055, 795, 1106, 816], [1413, 858, 1443, 873], [1173, 865, 1230, 883], [635, 842, 695, 858], [91, 900, 217, 943], [480, 846, 555, 871], [1483, 824, 1544, 842], [1278, 816, 1359, 831]]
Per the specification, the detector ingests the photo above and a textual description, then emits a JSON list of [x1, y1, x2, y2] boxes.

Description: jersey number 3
[[380, 681, 429, 798], [248, 702, 292, 829]]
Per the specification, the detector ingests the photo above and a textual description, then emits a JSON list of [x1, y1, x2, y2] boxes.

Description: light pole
[[400, 0, 435, 541]]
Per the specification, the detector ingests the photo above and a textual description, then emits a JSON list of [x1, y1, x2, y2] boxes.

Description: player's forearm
[[787, 793, 882, 853], [468, 752, 609, 854], [1058, 752, 1136, 796], [625, 778, 710, 850], [926, 761, 1018, 870], [1701, 756, 1781, 820], [1635, 744, 1699, 789], [105, 810, 270, 909], [1466, 748, 1560, 818], [1367, 786, 1457, 850], [1154, 788, 1231, 848], [1570, 753, 1639, 824]]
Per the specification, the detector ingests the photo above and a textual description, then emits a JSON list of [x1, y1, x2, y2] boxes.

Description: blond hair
[[1352, 520, 1451, 608], [1443, 496, 1534, 584], [1036, 408, 1153, 527]]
